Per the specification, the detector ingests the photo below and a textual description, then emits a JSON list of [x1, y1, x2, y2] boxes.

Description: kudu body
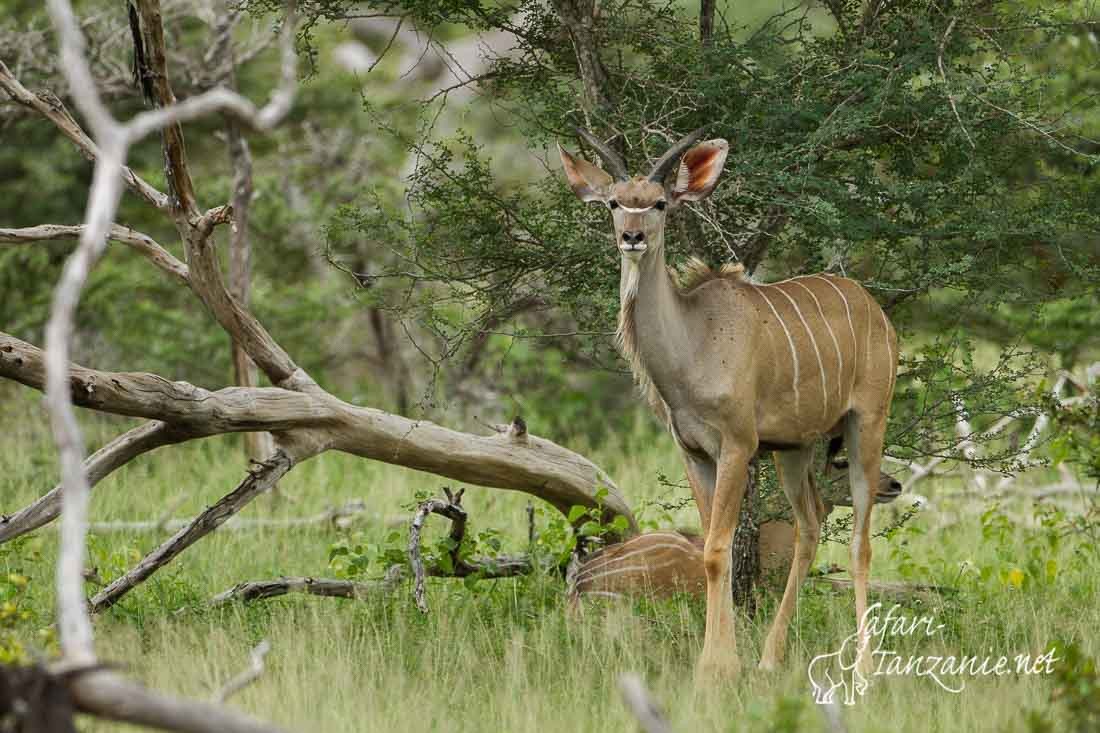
[[558, 129, 898, 679]]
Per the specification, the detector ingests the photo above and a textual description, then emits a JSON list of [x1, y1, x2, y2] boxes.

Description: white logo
[[808, 602, 1060, 705]]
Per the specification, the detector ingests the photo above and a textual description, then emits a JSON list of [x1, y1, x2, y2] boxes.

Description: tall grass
[[1, 386, 1096, 732]]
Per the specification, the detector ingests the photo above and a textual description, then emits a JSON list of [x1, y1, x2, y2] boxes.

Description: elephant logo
[[807, 631, 871, 706]]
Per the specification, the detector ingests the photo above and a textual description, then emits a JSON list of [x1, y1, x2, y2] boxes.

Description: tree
[[317, 0, 1098, 597]]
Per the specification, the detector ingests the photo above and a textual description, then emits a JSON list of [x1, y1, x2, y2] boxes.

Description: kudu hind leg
[[845, 411, 886, 673], [760, 447, 821, 671], [697, 444, 752, 681]]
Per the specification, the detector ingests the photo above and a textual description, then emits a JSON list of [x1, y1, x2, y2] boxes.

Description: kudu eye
[[655, 200, 667, 211], [608, 199, 619, 210]]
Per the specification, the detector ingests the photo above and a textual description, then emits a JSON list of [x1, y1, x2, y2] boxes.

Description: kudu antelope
[[558, 128, 898, 679], [571, 467, 903, 601]]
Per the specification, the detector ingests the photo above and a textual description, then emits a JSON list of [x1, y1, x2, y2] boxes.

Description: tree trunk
[[730, 456, 760, 616]]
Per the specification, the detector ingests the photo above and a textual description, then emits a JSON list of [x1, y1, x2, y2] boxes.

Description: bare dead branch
[[68, 670, 290, 733], [210, 576, 381, 605], [212, 640, 271, 704], [1, 330, 635, 529], [409, 488, 466, 612], [0, 332, 327, 429], [0, 224, 189, 284], [811, 577, 957, 601], [127, 0, 299, 144], [0, 421, 197, 544], [936, 17, 975, 149], [0, 61, 170, 211], [409, 488, 535, 612], [89, 450, 299, 613], [618, 674, 673, 733]]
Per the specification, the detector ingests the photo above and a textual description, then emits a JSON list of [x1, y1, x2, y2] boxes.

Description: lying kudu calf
[[570, 467, 902, 600]]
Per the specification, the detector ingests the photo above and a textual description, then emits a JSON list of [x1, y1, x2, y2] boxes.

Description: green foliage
[[1026, 642, 1100, 733], [0, 537, 56, 665], [1048, 383, 1100, 481], [323, 0, 1099, 460]]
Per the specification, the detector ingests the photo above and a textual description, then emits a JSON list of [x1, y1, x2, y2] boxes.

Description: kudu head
[[557, 128, 729, 260]]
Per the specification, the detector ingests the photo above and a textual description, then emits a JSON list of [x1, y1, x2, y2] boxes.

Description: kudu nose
[[622, 230, 645, 245]]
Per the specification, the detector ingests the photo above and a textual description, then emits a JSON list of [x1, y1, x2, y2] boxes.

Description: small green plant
[[1025, 642, 1100, 733], [0, 537, 56, 664]]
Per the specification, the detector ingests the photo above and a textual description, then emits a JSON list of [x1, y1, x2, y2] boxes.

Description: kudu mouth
[[574, 126, 708, 184]]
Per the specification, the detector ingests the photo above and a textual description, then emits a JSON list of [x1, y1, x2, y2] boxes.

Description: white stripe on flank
[[792, 280, 844, 405], [579, 591, 624, 600], [578, 558, 688, 585], [881, 308, 895, 393], [576, 540, 696, 579], [774, 283, 829, 421], [813, 276, 857, 392], [864, 290, 873, 374], [752, 285, 800, 418]]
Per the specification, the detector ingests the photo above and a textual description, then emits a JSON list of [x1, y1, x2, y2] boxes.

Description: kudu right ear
[[557, 144, 613, 203], [669, 139, 729, 205]]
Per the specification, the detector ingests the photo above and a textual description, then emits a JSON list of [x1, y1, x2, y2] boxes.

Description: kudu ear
[[669, 139, 729, 205], [557, 143, 613, 203]]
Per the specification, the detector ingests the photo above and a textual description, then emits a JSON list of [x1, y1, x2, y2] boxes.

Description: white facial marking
[[753, 285, 800, 418], [792, 280, 844, 405], [618, 204, 656, 213], [774, 283, 829, 421]]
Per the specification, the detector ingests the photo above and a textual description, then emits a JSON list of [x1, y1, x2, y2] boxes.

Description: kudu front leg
[[696, 443, 752, 682]]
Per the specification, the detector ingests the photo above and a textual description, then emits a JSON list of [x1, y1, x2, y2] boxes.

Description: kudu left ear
[[557, 143, 613, 203], [669, 139, 729, 205]]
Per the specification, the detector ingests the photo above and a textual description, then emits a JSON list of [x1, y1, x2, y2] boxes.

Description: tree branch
[[89, 449, 299, 613], [0, 60, 169, 211], [0, 421, 197, 544], [210, 577, 381, 605], [0, 224, 189, 285], [1, 330, 636, 532]]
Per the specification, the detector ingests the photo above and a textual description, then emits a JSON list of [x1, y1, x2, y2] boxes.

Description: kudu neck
[[617, 236, 690, 396]]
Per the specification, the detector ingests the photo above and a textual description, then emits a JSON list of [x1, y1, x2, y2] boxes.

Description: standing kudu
[[557, 128, 897, 679]]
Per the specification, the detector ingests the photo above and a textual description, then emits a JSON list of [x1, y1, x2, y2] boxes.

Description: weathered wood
[[212, 641, 271, 704], [0, 224, 189, 284], [210, 577, 380, 605], [730, 458, 760, 615], [409, 489, 534, 613], [68, 670, 290, 733], [618, 674, 673, 733], [89, 451, 296, 613], [0, 421, 196, 543], [0, 331, 635, 532]]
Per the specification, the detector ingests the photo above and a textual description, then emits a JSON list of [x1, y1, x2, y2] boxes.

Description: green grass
[[1, 385, 1097, 732]]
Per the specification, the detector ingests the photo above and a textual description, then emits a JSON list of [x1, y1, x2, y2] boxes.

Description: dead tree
[[0, 3, 637, 727], [0, 1, 632, 616]]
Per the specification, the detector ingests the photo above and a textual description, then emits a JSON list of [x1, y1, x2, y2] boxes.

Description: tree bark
[[700, 0, 716, 46], [730, 457, 760, 616]]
